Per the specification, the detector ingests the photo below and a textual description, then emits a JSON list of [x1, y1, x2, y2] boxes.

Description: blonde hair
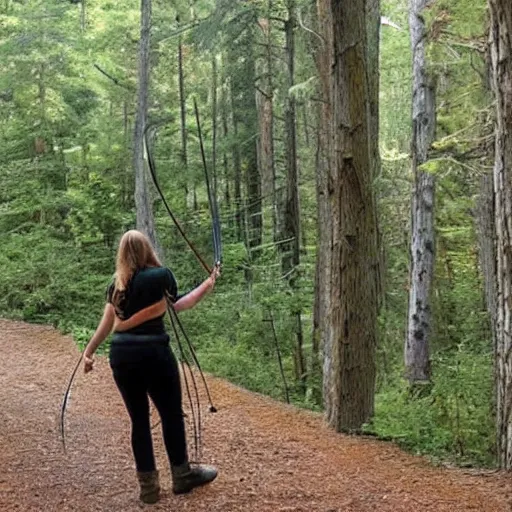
[[112, 230, 161, 308]]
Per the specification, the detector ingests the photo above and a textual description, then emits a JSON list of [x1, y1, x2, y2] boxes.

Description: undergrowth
[[0, 226, 497, 468]]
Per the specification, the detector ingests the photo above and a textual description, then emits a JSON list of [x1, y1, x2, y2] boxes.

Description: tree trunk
[[281, 1, 305, 391], [314, 0, 333, 406], [294, 310, 306, 391], [221, 78, 231, 211], [38, 63, 46, 125], [477, 173, 496, 338], [245, 79, 263, 253], [230, 27, 262, 253], [80, 0, 86, 32], [477, 173, 497, 430], [405, 0, 436, 385], [230, 80, 243, 241], [489, 0, 512, 469], [281, 3, 301, 280], [133, 0, 158, 249], [256, 4, 277, 240], [366, 0, 380, 178], [318, 0, 380, 431], [178, 32, 189, 207], [312, 118, 328, 405], [367, 0, 384, 306]]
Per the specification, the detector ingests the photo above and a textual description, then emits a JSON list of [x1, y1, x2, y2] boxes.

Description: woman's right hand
[[84, 354, 94, 374]]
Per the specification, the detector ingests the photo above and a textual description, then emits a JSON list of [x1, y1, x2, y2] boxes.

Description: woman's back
[[108, 267, 177, 334]]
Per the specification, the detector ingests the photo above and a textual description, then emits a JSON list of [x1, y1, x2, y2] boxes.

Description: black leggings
[[110, 337, 187, 472]]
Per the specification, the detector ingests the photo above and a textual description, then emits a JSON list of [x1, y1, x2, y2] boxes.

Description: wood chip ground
[[1, 319, 511, 511]]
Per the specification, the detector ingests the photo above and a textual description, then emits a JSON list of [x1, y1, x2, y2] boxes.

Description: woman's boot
[[171, 462, 217, 495], [137, 470, 161, 504]]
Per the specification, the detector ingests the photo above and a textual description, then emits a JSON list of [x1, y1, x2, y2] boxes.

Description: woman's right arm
[[83, 303, 116, 373], [113, 298, 167, 332]]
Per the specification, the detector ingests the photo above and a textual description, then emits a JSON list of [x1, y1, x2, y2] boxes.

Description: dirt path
[[1, 319, 511, 512]]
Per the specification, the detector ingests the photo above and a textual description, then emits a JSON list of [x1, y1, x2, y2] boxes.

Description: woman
[[82, 230, 219, 504]]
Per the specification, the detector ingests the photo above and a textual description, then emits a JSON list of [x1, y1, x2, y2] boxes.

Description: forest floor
[[1, 319, 512, 512]]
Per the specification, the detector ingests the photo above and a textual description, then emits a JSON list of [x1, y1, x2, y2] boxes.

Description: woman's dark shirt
[[107, 267, 177, 335]]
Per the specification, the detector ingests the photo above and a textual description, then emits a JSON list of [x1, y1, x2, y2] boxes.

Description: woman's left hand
[[209, 264, 221, 287]]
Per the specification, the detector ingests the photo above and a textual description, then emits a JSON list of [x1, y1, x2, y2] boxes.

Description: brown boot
[[137, 470, 160, 504], [171, 462, 217, 495]]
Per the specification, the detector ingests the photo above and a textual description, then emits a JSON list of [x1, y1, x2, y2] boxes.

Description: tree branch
[[269, 16, 286, 24], [297, 7, 324, 45], [93, 64, 133, 90], [255, 85, 272, 99]]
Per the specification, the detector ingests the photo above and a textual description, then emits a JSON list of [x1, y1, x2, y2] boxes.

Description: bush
[[366, 348, 494, 466]]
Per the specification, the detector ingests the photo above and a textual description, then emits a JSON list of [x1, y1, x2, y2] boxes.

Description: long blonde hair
[[112, 230, 161, 308]]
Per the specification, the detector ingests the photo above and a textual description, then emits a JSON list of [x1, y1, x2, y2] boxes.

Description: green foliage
[[0, 227, 111, 328], [65, 172, 127, 246], [367, 347, 494, 466], [372, 0, 494, 468], [0, 0, 498, 470]]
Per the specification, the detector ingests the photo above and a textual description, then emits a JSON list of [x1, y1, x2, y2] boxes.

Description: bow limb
[[193, 98, 222, 266], [60, 353, 84, 451], [144, 123, 212, 275]]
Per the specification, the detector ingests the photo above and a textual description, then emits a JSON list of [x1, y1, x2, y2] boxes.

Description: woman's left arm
[[173, 265, 220, 312], [83, 303, 116, 373]]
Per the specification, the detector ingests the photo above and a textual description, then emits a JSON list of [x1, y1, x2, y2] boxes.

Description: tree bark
[[367, 0, 384, 307], [477, 173, 496, 349], [245, 71, 263, 253], [281, 1, 305, 391], [178, 32, 189, 207], [489, 0, 512, 469], [477, 173, 497, 436], [133, 0, 158, 249], [256, 4, 277, 240], [230, 79, 243, 241], [318, 0, 380, 431], [366, 0, 380, 180], [221, 75, 231, 211], [80, 0, 86, 32], [314, 0, 333, 407], [230, 27, 262, 253], [405, 0, 436, 384], [282, 2, 301, 279]]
